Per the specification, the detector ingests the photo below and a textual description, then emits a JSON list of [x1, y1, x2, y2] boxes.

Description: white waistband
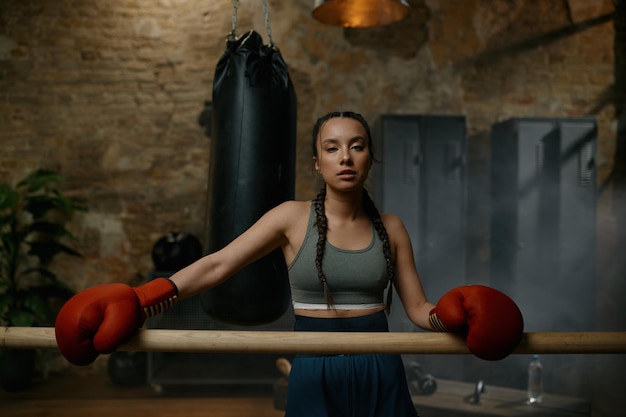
[[292, 301, 384, 311]]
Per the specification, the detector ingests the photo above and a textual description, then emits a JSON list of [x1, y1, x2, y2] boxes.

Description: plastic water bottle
[[527, 354, 544, 404]]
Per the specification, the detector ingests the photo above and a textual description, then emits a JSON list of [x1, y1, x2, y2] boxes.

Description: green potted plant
[[0, 169, 85, 391]]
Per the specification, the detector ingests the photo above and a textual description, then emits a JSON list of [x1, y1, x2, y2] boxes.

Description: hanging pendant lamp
[[312, 0, 410, 28]]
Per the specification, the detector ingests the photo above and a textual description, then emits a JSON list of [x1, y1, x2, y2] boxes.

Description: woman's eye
[[326, 147, 338, 153]]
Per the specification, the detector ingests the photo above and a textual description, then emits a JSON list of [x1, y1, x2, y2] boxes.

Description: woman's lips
[[338, 170, 356, 179]]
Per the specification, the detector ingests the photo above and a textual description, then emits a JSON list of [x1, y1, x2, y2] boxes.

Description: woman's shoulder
[[380, 212, 410, 241], [380, 212, 405, 229], [268, 200, 313, 250], [274, 199, 312, 213], [266, 200, 312, 223]]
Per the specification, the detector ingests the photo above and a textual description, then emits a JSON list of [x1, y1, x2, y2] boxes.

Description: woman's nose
[[340, 149, 352, 163]]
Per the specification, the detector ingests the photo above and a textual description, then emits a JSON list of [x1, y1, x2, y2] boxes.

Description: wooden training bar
[[2, 327, 626, 355]]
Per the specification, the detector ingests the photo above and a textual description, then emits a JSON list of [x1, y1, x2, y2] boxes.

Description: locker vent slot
[[578, 141, 593, 187]]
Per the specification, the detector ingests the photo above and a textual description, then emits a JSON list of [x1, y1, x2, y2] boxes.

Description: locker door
[[555, 120, 597, 331], [489, 117, 597, 395], [490, 117, 597, 332], [374, 116, 422, 334], [419, 116, 467, 301], [491, 119, 557, 328], [373, 114, 467, 381], [374, 115, 467, 302]]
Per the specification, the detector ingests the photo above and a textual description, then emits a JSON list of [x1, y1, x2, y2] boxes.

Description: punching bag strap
[[228, 0, 275, 48]]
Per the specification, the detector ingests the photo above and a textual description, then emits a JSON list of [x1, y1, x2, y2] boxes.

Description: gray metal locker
[[490, 117, 597, 332], [373, 114, 468, 301], [371, 114, 468, 380], [489, 117, 597, 395]]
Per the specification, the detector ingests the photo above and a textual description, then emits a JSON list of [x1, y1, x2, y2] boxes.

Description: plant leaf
[[7, 309, 36, 327], [25, 241, 62, 265], [27, 240, 82, 264], [53, 189, 86, 213], [27, 221, 68, 238], [0, 183, 20, 211], [0, 293, 12, 321], [30, 282, 75, 301], [23, 196, 64, 219], [22, 292, 52, 319], [17, 169, 64, 193], [1, 168, 84, 327]]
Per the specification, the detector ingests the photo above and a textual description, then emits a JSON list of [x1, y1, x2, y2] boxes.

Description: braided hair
[[311, 111, 395, 311]]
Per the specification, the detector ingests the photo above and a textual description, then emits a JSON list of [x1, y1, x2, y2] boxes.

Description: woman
[[286, 111, 434, 416], [175, 111, 434, 415], [56, 111, 474, 415]]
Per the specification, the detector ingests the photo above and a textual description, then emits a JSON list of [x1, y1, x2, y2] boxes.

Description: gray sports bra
[[288, 204, 389, 305]]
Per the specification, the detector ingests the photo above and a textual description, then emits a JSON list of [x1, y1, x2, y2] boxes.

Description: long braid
[[362, 189, 395, 312], [313, 186, 335, 308]]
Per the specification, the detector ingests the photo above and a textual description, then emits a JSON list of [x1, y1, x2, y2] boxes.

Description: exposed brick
[[0, 3, 623, 404]]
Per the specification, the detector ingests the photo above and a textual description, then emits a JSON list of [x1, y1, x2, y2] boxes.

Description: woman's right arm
[[169, 200, 299, 299], [54, 200, 302, 366]]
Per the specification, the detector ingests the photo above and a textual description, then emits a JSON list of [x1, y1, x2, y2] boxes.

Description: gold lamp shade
[[312, 0, 410, 28]]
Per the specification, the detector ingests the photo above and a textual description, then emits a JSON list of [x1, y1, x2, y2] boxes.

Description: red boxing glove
[[55, 278, 178, 366], [428, 285, 524, 361]]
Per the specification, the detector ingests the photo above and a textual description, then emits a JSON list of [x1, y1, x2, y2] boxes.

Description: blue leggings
[[285, 311, 419, 417]]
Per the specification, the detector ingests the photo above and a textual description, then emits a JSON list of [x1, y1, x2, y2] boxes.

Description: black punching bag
[[201, 30, 296, 325]]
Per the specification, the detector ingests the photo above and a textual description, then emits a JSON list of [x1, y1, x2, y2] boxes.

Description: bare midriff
[[294, 304, 385, 318]]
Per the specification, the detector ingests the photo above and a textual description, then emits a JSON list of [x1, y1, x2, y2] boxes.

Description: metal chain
[[228, 0, 239, 41], [262, 0, 274, 48], [227, 0, 275, 47]]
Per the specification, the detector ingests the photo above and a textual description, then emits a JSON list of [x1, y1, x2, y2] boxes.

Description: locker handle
[[445, 141, 462, 184], [403, 141, 420, 182]]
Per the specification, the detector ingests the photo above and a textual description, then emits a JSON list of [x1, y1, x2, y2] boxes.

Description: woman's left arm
[[382, 213, 436, 330]]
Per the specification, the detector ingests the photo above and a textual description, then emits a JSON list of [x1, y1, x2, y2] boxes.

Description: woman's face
[[313, 117, 373, 192]]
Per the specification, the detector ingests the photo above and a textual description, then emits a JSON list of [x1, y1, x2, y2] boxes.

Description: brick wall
[[1, 0, 623, 412], [1, 0, 617, 283]]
